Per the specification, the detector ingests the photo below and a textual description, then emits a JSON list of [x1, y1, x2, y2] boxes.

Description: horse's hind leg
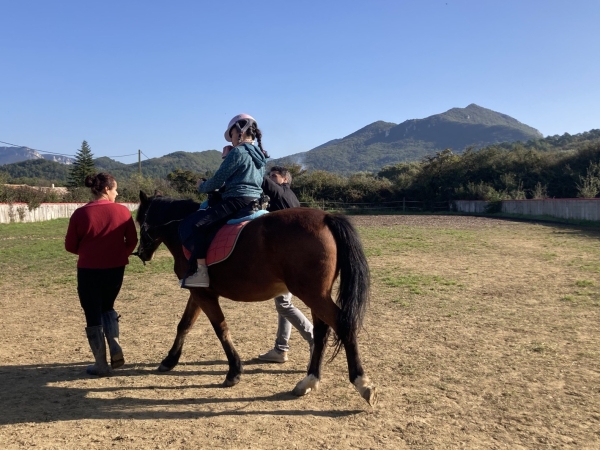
[[292, 315, 330, 396], [292, 296, 377, 406], [158, 294, 203, 372], [343, 336, 377, 406]]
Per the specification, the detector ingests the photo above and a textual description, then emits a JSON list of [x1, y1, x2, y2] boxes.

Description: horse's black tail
[[324, 214, 370, 360]]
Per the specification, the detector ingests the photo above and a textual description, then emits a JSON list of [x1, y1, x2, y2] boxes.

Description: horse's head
[[134, 190, 163, 264]]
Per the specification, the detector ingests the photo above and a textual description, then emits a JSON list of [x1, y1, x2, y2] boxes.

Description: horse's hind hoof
[[353, 375, 377, 406], [157, 363, 174, 372], [362, 386, 378, 406]]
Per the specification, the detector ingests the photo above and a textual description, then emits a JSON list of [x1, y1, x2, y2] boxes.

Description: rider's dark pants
[[179, 196, 256, 259], [77, 266, 125, 327]]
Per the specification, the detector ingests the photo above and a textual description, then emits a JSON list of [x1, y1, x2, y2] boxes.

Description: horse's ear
[[140, 190, 148, 204], [154, 190, 163, 197]]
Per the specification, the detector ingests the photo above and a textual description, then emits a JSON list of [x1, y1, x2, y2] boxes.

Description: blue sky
[[2, 1, 599, 163]]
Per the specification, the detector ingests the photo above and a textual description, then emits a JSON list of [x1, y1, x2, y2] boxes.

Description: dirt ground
[[1, 215, 599, 449]]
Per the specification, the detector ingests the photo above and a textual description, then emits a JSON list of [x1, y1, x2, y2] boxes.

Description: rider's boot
[[101, 310, 124, 369], [85, 326, 112, 377]]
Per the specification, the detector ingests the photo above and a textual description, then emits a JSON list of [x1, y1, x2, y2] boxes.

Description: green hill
[[0, 159, 70, 186], [1, 150, 223, 185], [273, 104, 544, 173], [94, 150, 223, 179]]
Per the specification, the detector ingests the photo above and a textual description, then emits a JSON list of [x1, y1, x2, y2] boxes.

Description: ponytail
[[250, 123, 268, 158]]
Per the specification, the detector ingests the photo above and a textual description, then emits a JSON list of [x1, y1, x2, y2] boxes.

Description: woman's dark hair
[[84, 173, 116, 196]]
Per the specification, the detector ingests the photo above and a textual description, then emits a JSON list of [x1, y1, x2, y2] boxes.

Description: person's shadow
[[0, 360, 362, 424]]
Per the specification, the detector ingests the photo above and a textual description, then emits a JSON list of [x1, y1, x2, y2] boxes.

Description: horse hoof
[[353, 375, 377, 406], [292, 374, 319, 396], [362, 387, 378, 406], [292, 385, 311, 396], [222, 375, 241, 387], [157, 363, 173, 372]]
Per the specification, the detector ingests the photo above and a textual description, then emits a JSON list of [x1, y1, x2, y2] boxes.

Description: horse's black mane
[[143, 196, 200, 226]]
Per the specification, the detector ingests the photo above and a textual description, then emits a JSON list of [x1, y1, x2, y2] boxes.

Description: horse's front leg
[[199, 295, 243, 387], [158, 294, 203, 372]]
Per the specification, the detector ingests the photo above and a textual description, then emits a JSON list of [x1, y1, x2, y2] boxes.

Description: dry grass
[[0, 215, 599, 449]]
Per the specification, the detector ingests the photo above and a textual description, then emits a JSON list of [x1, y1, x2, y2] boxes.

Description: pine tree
[[68, 140, 96, 188]]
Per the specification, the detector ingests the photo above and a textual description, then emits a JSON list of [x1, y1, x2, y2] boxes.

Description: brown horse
[[135, 191, 377, 406]]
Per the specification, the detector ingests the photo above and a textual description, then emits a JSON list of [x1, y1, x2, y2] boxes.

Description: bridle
[[133, 202, 183, 265]]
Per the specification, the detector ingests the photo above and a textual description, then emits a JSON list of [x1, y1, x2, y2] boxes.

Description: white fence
[[454, 199, 600, 221], [2, 199, 599, 224], [0, 203, 139, 224]]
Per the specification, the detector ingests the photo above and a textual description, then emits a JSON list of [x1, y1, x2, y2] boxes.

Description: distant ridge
[[0, 146, 73, 165], [272, 104, 543, 173], [94, 150, 223, 179], [0, 149, 223, 184]]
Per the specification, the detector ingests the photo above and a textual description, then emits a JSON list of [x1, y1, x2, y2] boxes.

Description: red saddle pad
[[182, 221, 249, 266]]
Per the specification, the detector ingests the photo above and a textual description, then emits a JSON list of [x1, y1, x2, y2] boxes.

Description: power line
[[99, 153, 138, 158], [1, 139, 141, 160], [0, 140, 23, 147], [0, 140, 74, 157]]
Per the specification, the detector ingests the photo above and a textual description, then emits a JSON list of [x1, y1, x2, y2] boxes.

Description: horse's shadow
[[0, 360, 362, 425]]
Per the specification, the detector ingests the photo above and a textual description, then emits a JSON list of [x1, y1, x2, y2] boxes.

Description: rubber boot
[[85, 326, 112, 376], [101, 310, 124, 369]]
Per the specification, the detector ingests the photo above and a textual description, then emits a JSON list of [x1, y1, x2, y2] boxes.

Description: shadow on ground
[[0, 361, 360, 424]]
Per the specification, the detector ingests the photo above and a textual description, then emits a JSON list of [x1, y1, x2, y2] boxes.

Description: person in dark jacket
[[258, 166, 314, 363], [65, 173, 138, 377]]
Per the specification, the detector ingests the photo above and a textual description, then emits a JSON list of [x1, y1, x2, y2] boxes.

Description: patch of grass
[[529, 341, 552, 354], [381, 273, 459, 295], [363, 247, 382, 257], [392, 299, 410, 307], [575, 279, 595, 287], [494, 213, 600, 228], [0, 219, 174, 290], [581, 263, 600, 273], [397, 362, 418, 375]]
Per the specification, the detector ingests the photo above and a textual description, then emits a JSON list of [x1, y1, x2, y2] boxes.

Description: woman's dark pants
[[77, 266, 125, 327]]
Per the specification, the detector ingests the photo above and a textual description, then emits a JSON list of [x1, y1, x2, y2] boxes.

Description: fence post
[[403, 197, 406, 212]]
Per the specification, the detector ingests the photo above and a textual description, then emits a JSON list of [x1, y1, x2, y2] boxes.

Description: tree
[[576, 162, 600, 198], [166, 168, 202, 194], [68, 140, 96, 188]]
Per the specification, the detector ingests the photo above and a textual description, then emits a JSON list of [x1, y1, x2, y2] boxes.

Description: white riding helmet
[[224, 113, 257, 142]]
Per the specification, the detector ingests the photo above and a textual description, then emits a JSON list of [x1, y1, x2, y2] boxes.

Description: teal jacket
[[199, 143, 267, 199]]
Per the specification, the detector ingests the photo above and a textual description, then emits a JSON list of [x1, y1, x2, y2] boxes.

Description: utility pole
[[138, 149, 142, 175]]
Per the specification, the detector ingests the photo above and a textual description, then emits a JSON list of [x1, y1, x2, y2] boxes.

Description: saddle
[[182, 194, 269, 266]]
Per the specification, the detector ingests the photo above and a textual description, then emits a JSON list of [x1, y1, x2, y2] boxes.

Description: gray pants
[[274, 292, 314, 352]]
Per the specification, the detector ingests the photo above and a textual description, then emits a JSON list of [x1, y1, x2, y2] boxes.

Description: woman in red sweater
[[65, 173, 138, 376]]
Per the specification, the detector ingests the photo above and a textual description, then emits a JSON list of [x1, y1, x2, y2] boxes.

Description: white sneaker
[[258, 348, 288, 363], [182, 265, 210, 288]]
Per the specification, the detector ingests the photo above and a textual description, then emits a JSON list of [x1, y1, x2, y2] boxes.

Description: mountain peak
[[272, 104, 544, 173]]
